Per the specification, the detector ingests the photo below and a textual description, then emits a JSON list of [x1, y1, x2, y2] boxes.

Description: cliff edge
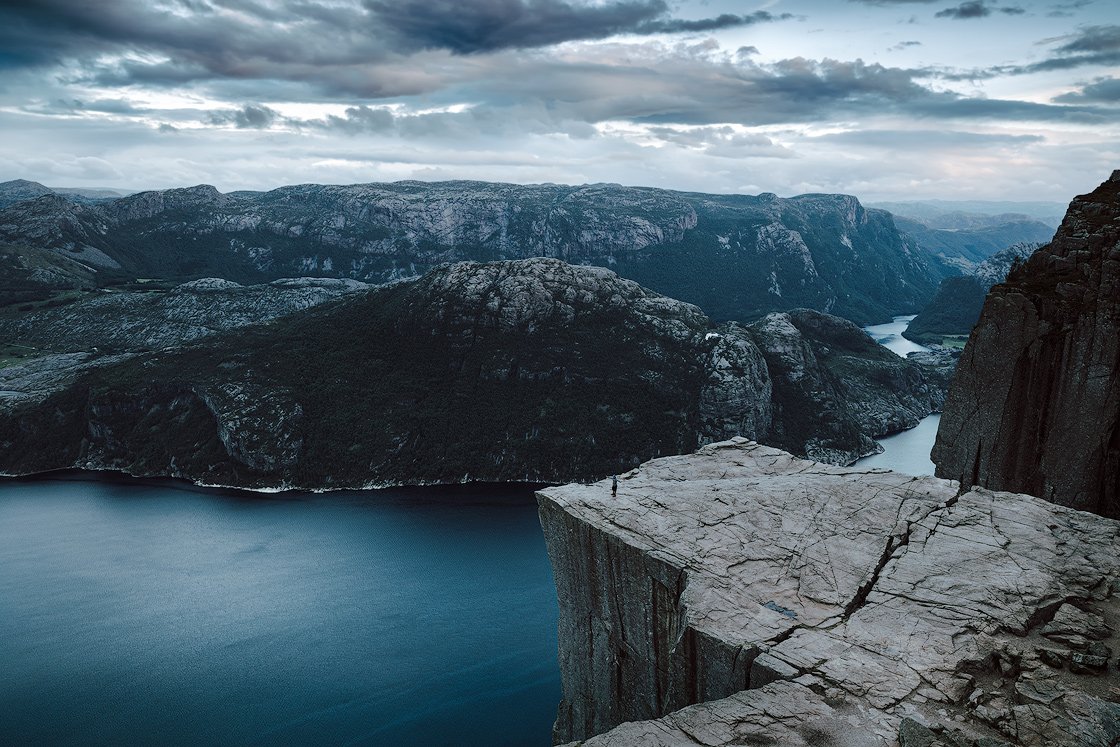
[[932, 171, 1120, 518], [539, 440, 1120, 746]]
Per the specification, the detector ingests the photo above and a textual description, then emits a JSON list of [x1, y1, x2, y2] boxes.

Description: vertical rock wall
[[539, 440, 1120, 747], [932, 171, 1120, 517], [538, 494, 750, 743]]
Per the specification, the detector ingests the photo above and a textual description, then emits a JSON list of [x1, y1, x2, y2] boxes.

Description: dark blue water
[[0, 475, 560, 746]]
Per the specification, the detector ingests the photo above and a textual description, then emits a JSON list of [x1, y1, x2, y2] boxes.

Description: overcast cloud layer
[[1, 0, 1117, 201]]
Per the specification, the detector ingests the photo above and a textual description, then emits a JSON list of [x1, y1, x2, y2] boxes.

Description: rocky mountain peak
[[423, 258, 711, 338], [0, 179, 53, 209]]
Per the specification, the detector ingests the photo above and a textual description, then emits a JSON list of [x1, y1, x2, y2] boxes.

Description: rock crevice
[[539, 440, 1120, 746]]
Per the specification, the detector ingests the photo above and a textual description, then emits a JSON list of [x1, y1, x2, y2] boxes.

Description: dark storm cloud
[[935, 1, 1025, 19], [1052, 76, 1120, 103], [1053, 24, 1120, 53], [362, 1, 791, 55], [1012, 24, 1120, 73], [322, 105, 396, 133], [934, 23, 1120, 79], [0, 0, 793, 97], [459, 50, 1111, 128]]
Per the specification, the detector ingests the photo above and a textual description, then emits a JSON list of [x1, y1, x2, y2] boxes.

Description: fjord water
[[862, 314, 930, 358], [854, 413, 941, 476], [857, 315, 939, 476], [0, 477, 560, 746]]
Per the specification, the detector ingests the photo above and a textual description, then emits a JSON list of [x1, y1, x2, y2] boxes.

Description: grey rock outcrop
[[933, 171, 1120, 518], [747, 309, 945, 464], [540, 440, 1120, 746], [0, 276, 369, 352], [0, 179, 54, 209]]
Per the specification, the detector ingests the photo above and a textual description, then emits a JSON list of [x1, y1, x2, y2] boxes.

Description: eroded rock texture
[[539, 440, 1120, 746], [0, 276, 369, 352], [933, 171, 1120, 518]]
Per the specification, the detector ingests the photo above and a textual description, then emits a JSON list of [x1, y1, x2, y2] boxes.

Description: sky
[[0, 0, 1117, 202]]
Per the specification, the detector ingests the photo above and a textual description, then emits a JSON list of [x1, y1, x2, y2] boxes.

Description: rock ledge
[[539, 440, 1120, 746]]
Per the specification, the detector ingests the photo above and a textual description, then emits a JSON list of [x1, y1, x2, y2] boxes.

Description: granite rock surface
[[933, 171, 1120, 518], [540, 440, 1120, 746]]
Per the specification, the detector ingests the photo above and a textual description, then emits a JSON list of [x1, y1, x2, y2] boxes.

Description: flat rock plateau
[[539, 439, 1120, 746]]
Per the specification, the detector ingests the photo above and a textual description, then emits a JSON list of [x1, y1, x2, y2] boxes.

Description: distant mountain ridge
[[867, 198, 1066, 228], [890, 215, 1053, 274], [0, 179, 942, 325], [903, 241, 1042, 346], [0, 179, 129, 209]]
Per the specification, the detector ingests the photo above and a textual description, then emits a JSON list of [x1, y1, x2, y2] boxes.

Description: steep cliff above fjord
[[540, 440, 1120, 746], [932, 171, 1120, 518], [0, 180, 939, 324], [0, 259, 941, 488]]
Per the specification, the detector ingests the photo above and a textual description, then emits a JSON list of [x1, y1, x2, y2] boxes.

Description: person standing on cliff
[[611, 475, 618, 496]]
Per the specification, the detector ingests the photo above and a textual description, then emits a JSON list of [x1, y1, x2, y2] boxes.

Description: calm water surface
[[0, 476, 560, 746], [858, 315, 939, 475], [854, 414, 941, 476], [863, 314, 931, 358]]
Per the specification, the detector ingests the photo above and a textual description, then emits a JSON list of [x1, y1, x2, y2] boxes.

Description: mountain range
[[0, 178, 1046, 328]]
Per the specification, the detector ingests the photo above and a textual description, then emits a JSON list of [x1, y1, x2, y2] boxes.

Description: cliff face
[[0, 180, 939, 324], [540, 440, 1120, 746], [933, 172, 1120, 518], [0, 260, 941, 488]]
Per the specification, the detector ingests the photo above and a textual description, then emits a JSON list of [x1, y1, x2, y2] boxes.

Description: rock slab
[[539, 440, 1120, 746]]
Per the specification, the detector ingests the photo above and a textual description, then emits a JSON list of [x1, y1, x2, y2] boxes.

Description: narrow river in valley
[[856, 315, 940, 476]]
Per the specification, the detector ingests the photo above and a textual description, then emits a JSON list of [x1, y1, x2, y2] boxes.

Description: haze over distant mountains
[[0, 179, 130, 209], [867, 199, 1067, 229]]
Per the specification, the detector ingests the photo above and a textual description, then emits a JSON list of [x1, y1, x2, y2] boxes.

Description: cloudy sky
[[1, 0, 1117, 202]]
